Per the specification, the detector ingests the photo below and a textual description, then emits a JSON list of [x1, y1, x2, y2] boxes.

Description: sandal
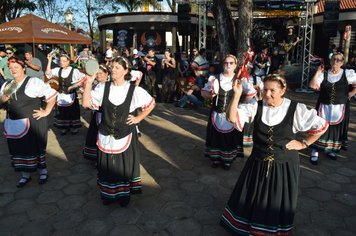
[[17, 176, 31, 188], [39, 174, 49, 185]]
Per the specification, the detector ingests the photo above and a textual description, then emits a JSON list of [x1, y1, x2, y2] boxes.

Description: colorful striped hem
[[312, 139, 342, 152], [206, 147, 243, 161], [12, 154, 46, 172], [83, 146, 97, 160], [221, 206, 293, 236], [98, 177, 142, 199]]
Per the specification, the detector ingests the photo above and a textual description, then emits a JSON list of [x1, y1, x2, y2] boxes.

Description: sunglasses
[[332, 58, 343, 63], [6, 52, 13, 55], [224, 61, 235, 65]]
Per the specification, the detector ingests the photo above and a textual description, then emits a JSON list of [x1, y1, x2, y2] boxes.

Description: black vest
[[98, 82, 136, 139], [252, 100, 299, 163], [212, 75, 234, 113], [6, 77, 41, 119], [319, 70, 348, 105], [58, 67, 75, 94]]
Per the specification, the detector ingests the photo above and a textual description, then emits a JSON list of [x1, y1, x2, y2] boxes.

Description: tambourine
[[84, 59, 99, 76], [3, 80, 19, 97]]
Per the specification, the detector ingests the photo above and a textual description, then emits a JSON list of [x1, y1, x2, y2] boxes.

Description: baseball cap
[[133, 49, 138, 54]]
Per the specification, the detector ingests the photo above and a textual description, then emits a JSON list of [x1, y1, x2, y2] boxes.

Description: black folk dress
[[53, 67, 82, 130], [221, 101, 299, 235], [96, 82, 141, 202], [205, 76, 244, 165], [5, 77, 48, 172]]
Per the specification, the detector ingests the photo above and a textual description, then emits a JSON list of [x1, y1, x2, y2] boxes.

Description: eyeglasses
[[6, 52, 13, 55], [224, 61, 235, 65]]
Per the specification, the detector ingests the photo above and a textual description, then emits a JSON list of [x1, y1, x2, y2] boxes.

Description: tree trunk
[[212, 0, 236, 58], [237, 0, 253, 66]]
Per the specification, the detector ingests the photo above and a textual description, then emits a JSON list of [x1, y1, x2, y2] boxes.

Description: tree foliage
[[37, 0, 64, 23], [105, 0, 160, 12], [0, 0, 36, 23]]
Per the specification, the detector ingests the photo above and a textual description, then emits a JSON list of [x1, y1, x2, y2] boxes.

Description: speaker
[[178, 22, 191, 36], [178, 3, 191, 22], [323, 0, 339, 37]]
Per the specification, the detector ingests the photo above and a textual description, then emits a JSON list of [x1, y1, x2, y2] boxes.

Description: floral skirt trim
[[221, 206, 293, 236]]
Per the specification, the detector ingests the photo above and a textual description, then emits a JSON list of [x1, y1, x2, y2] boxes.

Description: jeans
[[178, 94, 202, 108]]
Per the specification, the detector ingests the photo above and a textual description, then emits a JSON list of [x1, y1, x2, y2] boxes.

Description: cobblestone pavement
[[1, 76, 356, 235]]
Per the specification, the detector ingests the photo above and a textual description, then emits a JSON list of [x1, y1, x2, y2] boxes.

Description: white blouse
[[0, 77, 58, 103], [202, 73, 257, 132], [47, 67, 86, 106], [315, 69, 356, 124], [235, 98, 328, 135], [90, 81, 155, 154]]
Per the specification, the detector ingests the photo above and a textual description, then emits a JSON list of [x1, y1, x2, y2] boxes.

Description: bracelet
[[302, 139, 309, 148]]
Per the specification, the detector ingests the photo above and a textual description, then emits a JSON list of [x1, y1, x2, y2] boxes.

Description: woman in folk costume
[[201, 54, 256, 170], [0, 57, 57, 187], [46, 53, 86, 135], [82, 57, 155, 206], [82, 64, 110, 161], [221, 74, 328, 235], [309, 52, 356, 165]]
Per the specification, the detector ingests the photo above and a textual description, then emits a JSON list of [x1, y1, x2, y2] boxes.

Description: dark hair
[[99, 64, 109, 74], [5, 47, 14, 53], [7, 56, 26, 68], [112, 56, 132, 81]]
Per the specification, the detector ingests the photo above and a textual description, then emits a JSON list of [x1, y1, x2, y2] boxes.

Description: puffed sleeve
[[293, 103, 329, 135], [131, 86, 155, 111], [48, 67, 60, 78], [315, 71, 325, 86], [202, 75, 217, 92], [26, 77, 58, 102], [72, 68, 86, 84], [345, 69, 356, 86], [130, 70, 143, 82], [90, 82, 105, 110], [233, 100, 258, 131]]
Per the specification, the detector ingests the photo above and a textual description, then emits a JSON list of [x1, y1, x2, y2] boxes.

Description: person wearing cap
[[46, 53, 86, 135], [0, 47, 14, 82], [24, 50, 45, 81], [0, 56, 58, 187], [283, 26, 301, 65], [130, 48, 145, 85]]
